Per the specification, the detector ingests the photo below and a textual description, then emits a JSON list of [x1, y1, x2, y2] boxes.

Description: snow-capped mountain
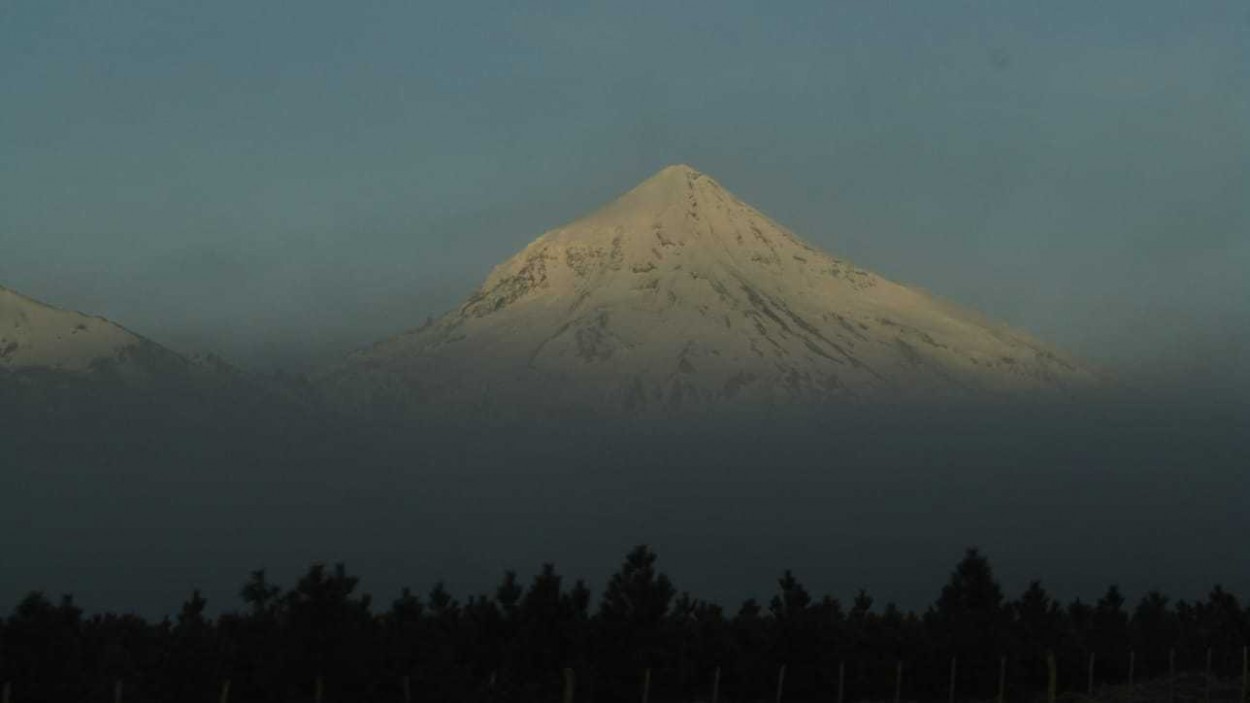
[[321, 165, 1100, 415], [0, 285, 191, 381]]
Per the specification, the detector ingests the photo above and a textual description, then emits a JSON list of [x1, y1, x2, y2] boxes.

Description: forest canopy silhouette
[[2, 546, 1247, 703]]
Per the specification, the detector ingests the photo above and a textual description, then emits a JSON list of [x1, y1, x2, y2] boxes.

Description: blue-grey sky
[[2, 1, 1247, 379]]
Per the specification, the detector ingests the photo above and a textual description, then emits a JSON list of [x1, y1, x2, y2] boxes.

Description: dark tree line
[[1, 547, 1247, 702]]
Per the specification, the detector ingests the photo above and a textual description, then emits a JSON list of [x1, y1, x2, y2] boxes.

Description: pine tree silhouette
[[1093, 585, 1129, 680], [770, 570, 819, 697], [597, 545, 676, 702], [161, 589, 218, 700], [283, 563, 375, 699], [926, 548, 1007, 697], [1012, 580, 1063, 690], [1131, 590, 1175, 678]]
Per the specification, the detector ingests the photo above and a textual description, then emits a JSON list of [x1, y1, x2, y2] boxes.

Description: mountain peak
[[0, 284, 188, 378], [322, 165, 1099, 415], [594, 163, 727, 216], [633, 162, 718, 196], [554, 163, 760, 250], [651, 163, 704, 179]]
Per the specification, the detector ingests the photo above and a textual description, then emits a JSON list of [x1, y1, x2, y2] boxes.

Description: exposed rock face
[[0, 285, 191, 382], [322, 165, 1099, 415]]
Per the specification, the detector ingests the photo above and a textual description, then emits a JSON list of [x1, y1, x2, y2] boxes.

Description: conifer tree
[[926, 548, 1007, 697], [598, 545, 674, 657], [1012, 580, 1062, 689], [161, 589, 218, 699], [770, 570, 820, 697], [283, 563, 375, 699], [425, 581, 469, 699], [511, 564, 572, 700], [381, 587, 424, 698], [2, 593, 85, 701], [240, 569, 281, 617], [731, 599, 769, 702], [596, 546, 675, 702], [1130, 589, 1174, 676], [1092, 585, 1129, 680], [813, 594, 847, 696], [1200, 585, 1244, 653]]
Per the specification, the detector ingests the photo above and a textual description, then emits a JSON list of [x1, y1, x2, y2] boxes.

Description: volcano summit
[[322, 165, 1098, 415]]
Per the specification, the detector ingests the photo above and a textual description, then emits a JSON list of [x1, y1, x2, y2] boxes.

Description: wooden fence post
[[711, 666, 721, 703], [1046, 651, 1057, 703], [948, 656, 957, 703], [402, 675, 411, 703], [997, 655, 1007, 703], [774, 664, 786, 703], [1129, 650, 1136, 687], [114, 679, 123, 703], [2, 681, 10, 703], [1088, 652, 1095, 695], [314, 674, 324, 703], [641, 667, 651, 703], [1169, 648, 1177, 703], [837, 660, 846, 703], [562, 667, 575, 703], [219, 678, 232, 703]]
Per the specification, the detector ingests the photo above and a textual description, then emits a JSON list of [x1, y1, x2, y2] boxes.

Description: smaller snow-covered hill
[[0, 285, 192, 381]]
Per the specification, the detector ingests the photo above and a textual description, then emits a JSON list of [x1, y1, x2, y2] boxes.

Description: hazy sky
[[2, 1, 1247, 378]]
